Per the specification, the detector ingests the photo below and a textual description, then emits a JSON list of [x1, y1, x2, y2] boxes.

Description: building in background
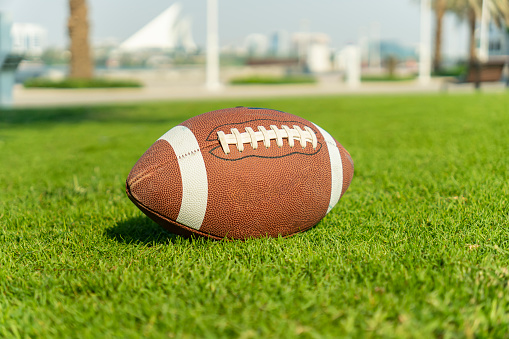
[[378, 40, 418, 61], [244, 34, 269, 57], [11, 23, 47, 56], [270, 30, 291, 57], [488, 23, 509, 58], [119, 3, 196, 52], [293, 32, 332, 73]]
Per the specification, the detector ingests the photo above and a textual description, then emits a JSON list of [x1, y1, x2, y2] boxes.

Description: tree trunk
[[433, 0, 446, 73], [467, 6, 478, 64], [68, 0, 93, 79]]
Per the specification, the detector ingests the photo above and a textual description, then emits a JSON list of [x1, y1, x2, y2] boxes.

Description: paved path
[[11, 79, 507, 108]]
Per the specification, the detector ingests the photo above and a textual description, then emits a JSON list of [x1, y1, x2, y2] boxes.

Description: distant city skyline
[[1, 0, 469, 58]]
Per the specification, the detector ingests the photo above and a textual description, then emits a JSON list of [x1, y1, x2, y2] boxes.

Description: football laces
[[217, 125, 317, 154]]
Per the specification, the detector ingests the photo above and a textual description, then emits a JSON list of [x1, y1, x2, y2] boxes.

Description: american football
[[126, 106, 354, 240]]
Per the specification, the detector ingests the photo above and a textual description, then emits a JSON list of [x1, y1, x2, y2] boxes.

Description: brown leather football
[[126, 106, 353, 240]]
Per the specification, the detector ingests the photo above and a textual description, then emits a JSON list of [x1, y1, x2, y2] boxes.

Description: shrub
[[23, 77, 143, 89]]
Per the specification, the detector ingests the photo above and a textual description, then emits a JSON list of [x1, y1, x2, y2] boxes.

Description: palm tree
[[433, 0, 447, 73], [490, 0, 509, 27], [68, 0, 93, 79], [467, 2, 479, 63], [449, 0, 509, 63], [431, 0, 461, 72], [429, 0, 509, 71]]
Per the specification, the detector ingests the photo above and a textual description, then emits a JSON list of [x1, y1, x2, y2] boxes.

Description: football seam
[[128, 144, 215, 188], [176, 148, 201, 159]]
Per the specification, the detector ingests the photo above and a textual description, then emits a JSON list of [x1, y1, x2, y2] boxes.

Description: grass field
[[1, 93, 509, 338]]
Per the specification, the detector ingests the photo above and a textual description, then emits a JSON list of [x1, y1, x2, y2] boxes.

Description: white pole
[[419, 0, 432, 85], [206, 0, 220, 90], [478, 0, 490, 62], [346, 45, 361, 88]]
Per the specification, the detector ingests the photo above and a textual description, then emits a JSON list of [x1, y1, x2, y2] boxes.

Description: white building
[[244, 34, 269, 57], [11, 23, 47, 56], [119, 3, 196, 52], [270, 30, 291, 57], [487, 23, 509, 57], [293, 32, 332, 73]]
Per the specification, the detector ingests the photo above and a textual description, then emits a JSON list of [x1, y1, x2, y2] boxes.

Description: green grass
[[230, 75, 316, 85], [433, 65, 468, 77], [1, 93, 509, 337], [23, 77, 143, 89]]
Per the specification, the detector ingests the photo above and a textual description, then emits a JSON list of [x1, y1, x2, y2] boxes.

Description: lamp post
[[206, 0, 220, 90], [0, 12, 22, 108], [478, 0, 490, 62], [419, 0, 432, 85]]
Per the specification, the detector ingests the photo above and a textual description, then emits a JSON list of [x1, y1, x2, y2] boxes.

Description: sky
[[0, 0, 469, 57]]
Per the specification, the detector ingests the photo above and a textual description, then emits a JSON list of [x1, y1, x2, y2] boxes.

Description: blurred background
[[0, 0, 508, 106]]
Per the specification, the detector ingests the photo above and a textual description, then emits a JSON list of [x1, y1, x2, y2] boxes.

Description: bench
[[442, 60, 507, 90]]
